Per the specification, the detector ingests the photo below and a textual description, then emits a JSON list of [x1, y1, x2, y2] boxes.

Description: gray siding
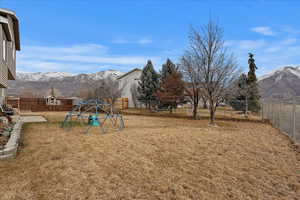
[[0, 14, 17, 88], [118, 70, 142, 108]]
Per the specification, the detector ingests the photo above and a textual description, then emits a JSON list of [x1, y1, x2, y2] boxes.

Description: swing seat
[[88, 115, 100, 126]]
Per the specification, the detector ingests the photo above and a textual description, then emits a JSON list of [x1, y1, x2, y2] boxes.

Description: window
[[2, 40, 5, 61]]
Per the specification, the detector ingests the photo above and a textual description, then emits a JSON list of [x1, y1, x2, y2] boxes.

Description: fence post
[[274, 100, 278, 128], [292, 97, 296, 141], [261, 102, 264, 122], [279, 101, 282, 129], [271, 100, 274, 125], [245, 96, 248, 117], [266, 101, 269, 119], [276, 101, 279, 128]]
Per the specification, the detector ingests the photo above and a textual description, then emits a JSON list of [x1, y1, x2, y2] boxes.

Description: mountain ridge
[[9, 66, 300, 99], [258, 66, 300, 98], [8, 70, 125, 97], [16, 70, 124, 82]]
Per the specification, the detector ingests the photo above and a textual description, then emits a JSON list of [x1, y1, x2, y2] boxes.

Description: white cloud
[[112, 38, 130, 44], [227, 37, 300, 76], [281, 26, 300, 35], [224, 40, 235, 47], [238, 40, 267, 50], [16, 43, 160, 73], [251, 26, 276, 36], [137, 38, 152, 44], [264, 46, 281, 53], [281, 38, 298, 45], [113, 37, 152, 44]]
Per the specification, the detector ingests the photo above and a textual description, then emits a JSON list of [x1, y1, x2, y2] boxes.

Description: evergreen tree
[[229, 54, 261, 112], [229, 73, 247, 111], [137, 60, 159, 108], [156, 59, 185, 113], [247, 53, 260, 112], [161, 58, 176, 81]]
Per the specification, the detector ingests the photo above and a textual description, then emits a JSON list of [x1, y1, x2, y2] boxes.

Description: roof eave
[[117, 68, 142, 80], [0, 8, 21, 50]]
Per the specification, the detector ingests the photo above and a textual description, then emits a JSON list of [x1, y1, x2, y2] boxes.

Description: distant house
[[117, 68, 142, 108], [0, 8, 20, 104]]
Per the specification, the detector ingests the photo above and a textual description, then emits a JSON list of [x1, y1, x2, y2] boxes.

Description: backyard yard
[[0, 112, 299, 200]]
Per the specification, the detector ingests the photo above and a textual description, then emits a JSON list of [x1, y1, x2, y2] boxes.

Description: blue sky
[[2, 0, 300, 76]]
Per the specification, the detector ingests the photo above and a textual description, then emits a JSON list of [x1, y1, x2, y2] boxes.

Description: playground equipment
[[61, 99, 125, 134]]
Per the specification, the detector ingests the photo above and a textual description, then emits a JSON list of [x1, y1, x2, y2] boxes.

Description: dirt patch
[[0, 113, 299, 200]]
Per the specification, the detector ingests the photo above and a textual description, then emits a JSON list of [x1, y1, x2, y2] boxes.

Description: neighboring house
[[0, 8, 20, 104], [117, 68, 142, 108]]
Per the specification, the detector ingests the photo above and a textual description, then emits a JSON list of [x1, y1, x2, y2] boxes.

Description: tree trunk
[[209, 100, 215, 125], [169, 106, 173, 114], [192, 103, 198, 119], [209, 107, 215, 125], [203, 100, 208, 109]]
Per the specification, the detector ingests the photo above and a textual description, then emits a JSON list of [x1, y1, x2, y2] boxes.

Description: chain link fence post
[[261, 102, 264, 122], [271, 100, 274, 125], [279, 101, 282, 129], [292, 97, 296, 140]]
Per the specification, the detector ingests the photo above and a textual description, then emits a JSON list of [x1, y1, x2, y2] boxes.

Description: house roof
[[0, 8, 20, 50], [117, 68, 142, 80]]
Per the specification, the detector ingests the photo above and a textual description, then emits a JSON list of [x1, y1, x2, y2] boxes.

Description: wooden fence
[[114, 98, 128, 110], [6, 97, 129, 112], [7, 97, 73, 112]]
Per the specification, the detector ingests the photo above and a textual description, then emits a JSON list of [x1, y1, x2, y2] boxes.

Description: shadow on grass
[[122, 109, 265, 123]]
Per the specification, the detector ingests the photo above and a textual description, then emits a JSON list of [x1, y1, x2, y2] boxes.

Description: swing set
[[61, 99, 125, 134]]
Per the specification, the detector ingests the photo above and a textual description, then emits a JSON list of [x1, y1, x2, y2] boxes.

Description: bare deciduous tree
[[180, 54, 202, 119], [93, 77, 126, 110], [20, 88, 43, 98], [130, 84, 138, 108], [181, 20, 239, 124]]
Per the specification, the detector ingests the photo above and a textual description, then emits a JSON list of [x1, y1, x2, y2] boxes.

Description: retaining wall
[[0, 120, 23, 159]]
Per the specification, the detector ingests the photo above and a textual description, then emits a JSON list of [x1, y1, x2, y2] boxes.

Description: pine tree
[[229, 73, 247, 111], [247, 53, 260, 112], [156, 60, 185, 113], [229, 54, 261, 112], [161, 58, 176, 81], [137, 60, 159, 108]]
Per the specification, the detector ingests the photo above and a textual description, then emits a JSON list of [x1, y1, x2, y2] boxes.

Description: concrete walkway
[[20, 116, 47, 123]]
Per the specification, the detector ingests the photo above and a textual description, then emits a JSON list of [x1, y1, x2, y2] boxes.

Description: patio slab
[[20, 116, 47, 123]]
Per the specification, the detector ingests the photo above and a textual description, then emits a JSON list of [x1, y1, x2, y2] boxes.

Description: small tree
[[137, 60, 159, 108], [229, 73, 248, 111], [161, 58, 176, 80], [182, 20, 239, 125], [156, 65, 185, 113], [180, 54, 201, 119], [200, 94, 208, 109], [92, 77, 126, 110], [229, 54, 260, 113], [47, 86, 61, 97], [130, 84, 139, 108], [247, 53, 261, 112]]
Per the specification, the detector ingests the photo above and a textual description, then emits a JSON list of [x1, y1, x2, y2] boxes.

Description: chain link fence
[[261, 97, 300, 143]]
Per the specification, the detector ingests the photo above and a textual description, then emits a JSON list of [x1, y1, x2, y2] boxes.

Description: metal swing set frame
[[61, 99, 125, 134]]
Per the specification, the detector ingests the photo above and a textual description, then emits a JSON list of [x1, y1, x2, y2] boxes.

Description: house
[[117, 68, 142, 108], [0, 8, 20, 104]]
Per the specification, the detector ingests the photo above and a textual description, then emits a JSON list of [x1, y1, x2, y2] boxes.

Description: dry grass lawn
[[122, 107, 262, 122], [0, 112, 299, 200]]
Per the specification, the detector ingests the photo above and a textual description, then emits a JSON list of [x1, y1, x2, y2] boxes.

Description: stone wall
[[0, 119, 22, 159]]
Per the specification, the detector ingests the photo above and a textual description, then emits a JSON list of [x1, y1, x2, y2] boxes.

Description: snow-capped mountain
[[258, 66, 300, 98], [16, 70, 123, 81], [17, 72, 75, 81], [258, 66, 300, 81], [8, 70, 125, 97]]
